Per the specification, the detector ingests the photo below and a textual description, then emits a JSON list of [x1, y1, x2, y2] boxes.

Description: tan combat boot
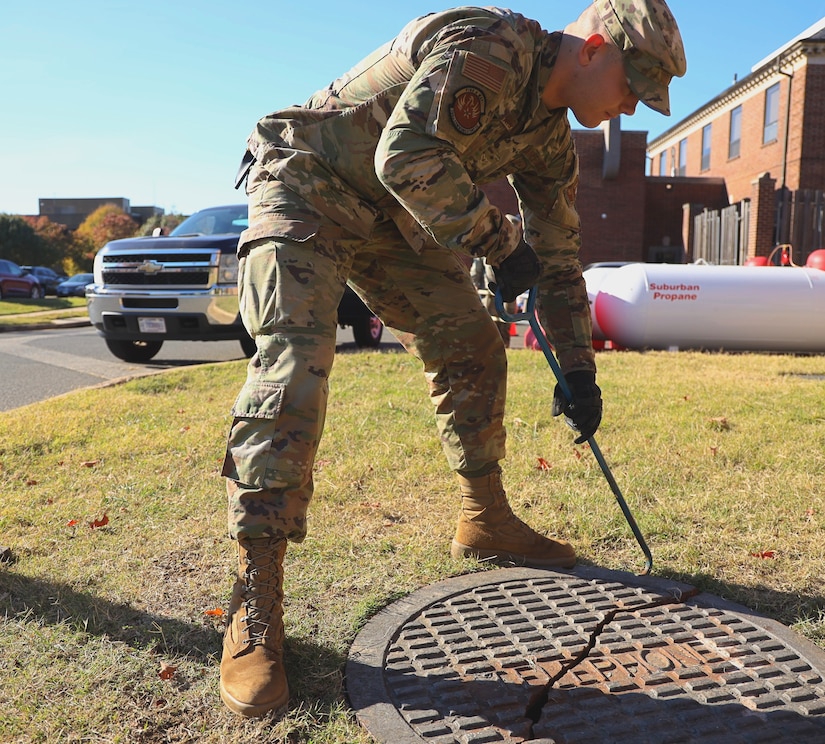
[[220, 536, 289, 718], [451, 467, 576, 568]]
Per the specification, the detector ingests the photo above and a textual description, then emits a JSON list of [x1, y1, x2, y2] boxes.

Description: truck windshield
[[170, 205, 249, 236]]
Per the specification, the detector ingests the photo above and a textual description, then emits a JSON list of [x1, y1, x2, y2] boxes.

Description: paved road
[[0, 325, 248, 412], [0, 324, 403, 413]]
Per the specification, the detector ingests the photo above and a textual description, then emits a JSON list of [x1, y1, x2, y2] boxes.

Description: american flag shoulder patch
[[461, 53, 506, 94]]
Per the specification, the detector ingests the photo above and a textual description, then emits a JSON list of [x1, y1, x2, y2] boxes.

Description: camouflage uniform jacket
[[240, 6, 595, 372]]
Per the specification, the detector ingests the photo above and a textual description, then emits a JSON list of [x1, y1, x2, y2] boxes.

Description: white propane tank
[[583, 263, 627, 341], [593, 263, 825, 352]]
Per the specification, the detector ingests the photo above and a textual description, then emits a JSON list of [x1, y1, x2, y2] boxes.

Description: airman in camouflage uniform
[[219, 0, 686, 718]]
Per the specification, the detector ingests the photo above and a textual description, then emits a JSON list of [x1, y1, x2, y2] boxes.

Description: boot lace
[[240, 539, 284, 647]]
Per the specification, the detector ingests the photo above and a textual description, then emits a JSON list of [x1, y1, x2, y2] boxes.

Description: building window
[[659, 151, 667, 176], [763, 82, 780, 144], [729, 106, 742, 159], [701, 124, 712, 171], [677, 138, 687, 176]]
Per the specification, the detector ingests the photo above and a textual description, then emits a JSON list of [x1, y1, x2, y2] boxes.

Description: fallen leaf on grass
[[750, 550, 776, 559], [89, 514, 109, 529], [536, 457, 552, 471], [80, 460, 100, 468], [204, 608, 225, 617], [25, 479, 38, 486], [158, 662, 177, 680], [709, 417, 730, 431], [66, 519, 78, 527]]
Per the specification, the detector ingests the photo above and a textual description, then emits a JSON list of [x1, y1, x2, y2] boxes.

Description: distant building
[[38, 197, 163, 230], [131, 205, 165, 225]]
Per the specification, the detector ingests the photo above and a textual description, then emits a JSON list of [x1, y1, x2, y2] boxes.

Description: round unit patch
[[449, 87, 486, 135], [347, 566, 825, 743]]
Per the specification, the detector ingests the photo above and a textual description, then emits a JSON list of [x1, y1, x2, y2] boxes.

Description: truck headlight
[[93, 252, 104, 286], [218, 253, 240, 285]]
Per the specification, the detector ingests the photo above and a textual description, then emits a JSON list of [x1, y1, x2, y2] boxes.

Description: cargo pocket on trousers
[[222, 378, 287, 489]]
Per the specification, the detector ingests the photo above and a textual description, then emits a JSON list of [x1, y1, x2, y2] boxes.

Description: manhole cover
[[347, 567, 825, 743]]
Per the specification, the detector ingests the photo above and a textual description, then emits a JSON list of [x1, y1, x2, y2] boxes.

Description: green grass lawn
[[0, 297, 88, 325], [1, 349, 823, 742]]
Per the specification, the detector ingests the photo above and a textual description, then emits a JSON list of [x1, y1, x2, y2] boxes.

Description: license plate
[[138, 317, 166, 334]]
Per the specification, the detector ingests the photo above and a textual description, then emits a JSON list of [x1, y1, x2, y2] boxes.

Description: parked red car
[[0, 258, 43, 299]]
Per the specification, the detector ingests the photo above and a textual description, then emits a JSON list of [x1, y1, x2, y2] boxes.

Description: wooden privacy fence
[[693, 189, 824, 265], [693, 200, 750, 265], [775, 189, 825, 264]]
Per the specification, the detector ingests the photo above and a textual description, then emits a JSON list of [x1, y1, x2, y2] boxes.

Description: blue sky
[[2, 1, 823, 218]]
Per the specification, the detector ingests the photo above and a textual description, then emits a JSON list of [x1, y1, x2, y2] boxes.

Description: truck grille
[[99, 252, 217, 288], [101, 270, 211, 285]]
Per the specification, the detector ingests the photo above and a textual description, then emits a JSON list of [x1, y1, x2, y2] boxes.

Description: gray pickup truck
[[87, 204, 383, 362]]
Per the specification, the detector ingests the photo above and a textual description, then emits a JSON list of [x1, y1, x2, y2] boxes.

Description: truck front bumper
[[86, 286, 246, 342]]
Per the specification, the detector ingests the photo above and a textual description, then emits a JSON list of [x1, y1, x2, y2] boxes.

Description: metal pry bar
[[496, 286, 653, 575]]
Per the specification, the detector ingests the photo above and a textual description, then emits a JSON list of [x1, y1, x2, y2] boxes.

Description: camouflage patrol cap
[[595, 0, 687, 116]]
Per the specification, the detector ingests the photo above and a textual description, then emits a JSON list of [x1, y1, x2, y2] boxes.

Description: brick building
[[647, 16, 825, 262], [575, 124, 729, 265], [484, 120, 729, 266], [574, 123, 647, 264]]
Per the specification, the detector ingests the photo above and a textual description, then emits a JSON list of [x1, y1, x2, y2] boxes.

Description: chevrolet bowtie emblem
[[137, 260, 163, 274]]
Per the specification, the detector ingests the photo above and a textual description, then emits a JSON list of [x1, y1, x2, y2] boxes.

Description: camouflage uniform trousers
[[222, 217, 508, 542]]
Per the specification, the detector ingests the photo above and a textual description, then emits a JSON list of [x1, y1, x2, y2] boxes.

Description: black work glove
[[552, 370, 602, 444], [489, 240, 541, 303]]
